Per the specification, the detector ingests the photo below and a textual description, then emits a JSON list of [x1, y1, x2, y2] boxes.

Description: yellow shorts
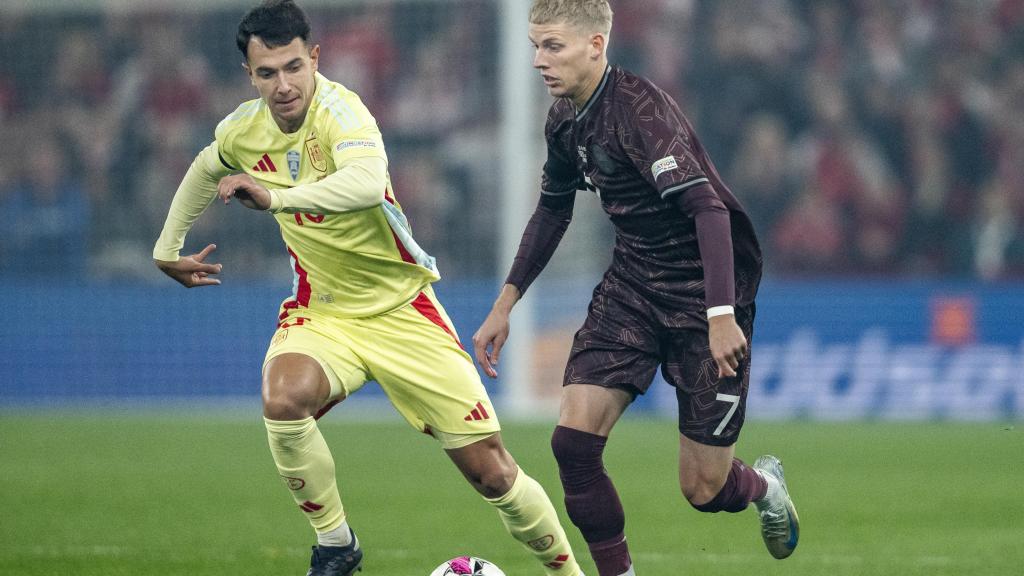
[[264, 286, 500, 445]]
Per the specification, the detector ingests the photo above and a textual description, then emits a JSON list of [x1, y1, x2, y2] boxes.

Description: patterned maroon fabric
[[563, 273, 756, 445], [540, 65, 762, 309]]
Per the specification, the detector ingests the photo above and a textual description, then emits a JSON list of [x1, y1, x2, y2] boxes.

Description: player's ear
[[242, 62, 255, 86], [309, 44, 320, 72], [590, 33, 606, 60]]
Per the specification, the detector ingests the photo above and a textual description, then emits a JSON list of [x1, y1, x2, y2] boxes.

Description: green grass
[[1, 412, 1021, 575]]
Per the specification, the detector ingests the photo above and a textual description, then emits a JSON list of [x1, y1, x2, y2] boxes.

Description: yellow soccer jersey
[[165, 73, 439, 318]]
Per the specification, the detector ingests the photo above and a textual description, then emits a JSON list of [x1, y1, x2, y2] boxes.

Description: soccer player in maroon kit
[[473, 1, 800, 575]]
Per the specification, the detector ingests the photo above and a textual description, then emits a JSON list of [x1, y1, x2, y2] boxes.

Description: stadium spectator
[[0, 0, 1020, 280], [0, 132, 89, 278]]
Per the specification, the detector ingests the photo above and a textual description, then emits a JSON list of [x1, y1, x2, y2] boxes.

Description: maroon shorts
[[563, 274, 755, 446]]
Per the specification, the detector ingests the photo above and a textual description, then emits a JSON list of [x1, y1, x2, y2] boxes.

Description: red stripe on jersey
[[380, 187, 415, 261], [476, 402, 489, 420], [411, 291, 463, 349], [286, 247, 311, 308], [390, 230, 416, 264], [263, 154, 277, 172], [258, 159, 268, 172]]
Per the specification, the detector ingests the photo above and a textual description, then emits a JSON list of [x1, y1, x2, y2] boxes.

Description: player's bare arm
[[472, 283, 521, 378], [709, 313, 747, 378], [155, 243, 223, 288], [218, 174, 272, 211]]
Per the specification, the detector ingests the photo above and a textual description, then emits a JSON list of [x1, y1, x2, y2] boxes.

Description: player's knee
[[466, 457, 517, 499], [262, 391, 317, 420], [551, 426, 606, 489]]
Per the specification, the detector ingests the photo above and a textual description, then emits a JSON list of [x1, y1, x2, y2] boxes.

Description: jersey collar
[[575, 64, 612, 121]]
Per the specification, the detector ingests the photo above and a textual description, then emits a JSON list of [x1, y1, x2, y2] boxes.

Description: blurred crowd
[[1, 0, 1022, 282]]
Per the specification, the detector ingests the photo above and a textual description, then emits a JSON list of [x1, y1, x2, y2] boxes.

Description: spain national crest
[[305, 130, 327, 173], [287, 150, 300, 181]]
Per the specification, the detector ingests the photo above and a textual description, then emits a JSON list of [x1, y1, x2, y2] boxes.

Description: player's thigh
[[359, 288, 500, 439], [263, 312, 371, 418], [561, 288, 660, 434], [558, 384, 633, 436], [663, 305, 755, 446]]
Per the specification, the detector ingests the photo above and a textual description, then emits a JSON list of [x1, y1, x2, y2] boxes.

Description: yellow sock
[[265, 417, 345, 534], [485, 467, 582, 576]]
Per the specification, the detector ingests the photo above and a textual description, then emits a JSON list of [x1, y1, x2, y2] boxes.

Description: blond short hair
[[529, 0, 613, 37]]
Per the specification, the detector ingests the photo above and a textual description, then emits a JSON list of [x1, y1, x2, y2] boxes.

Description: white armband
[[706, 305, 735, 319]]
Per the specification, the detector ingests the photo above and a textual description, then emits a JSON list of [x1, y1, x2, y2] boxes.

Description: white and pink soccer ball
[[429, 556, 506, 576]]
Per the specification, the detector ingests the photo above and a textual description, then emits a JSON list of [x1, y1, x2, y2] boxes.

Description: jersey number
[[713, 393, 740, 436], [294, 213, 325, 226]]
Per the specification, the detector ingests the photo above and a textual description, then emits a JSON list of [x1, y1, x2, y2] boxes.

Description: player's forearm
[[491, 284, 522, 315], [672, 182, 736, 314], [267, 156, 386, 214], [153, 144, 225, 262], [503, 192, 575, 297], [693, 207, 736, 313]]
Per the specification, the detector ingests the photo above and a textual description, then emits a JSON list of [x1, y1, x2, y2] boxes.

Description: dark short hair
[[236, 0, 311, 59]]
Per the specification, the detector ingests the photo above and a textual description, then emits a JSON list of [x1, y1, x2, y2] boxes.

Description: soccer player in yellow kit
[[152, 2, 583, 575]]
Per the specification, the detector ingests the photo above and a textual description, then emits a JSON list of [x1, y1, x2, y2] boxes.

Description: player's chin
[[544, 84, 566, 97]]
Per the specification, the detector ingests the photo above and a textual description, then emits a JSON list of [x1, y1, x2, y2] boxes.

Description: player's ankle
[[316, 520, 353, 548]]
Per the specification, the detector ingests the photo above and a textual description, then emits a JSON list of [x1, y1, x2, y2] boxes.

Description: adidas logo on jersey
[[252, 153, 277, 172], [464, 401, 491, 422]]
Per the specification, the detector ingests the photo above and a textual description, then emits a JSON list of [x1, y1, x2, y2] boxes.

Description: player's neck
[[275, 115, 307, 134], [571, 60, 609, 110]]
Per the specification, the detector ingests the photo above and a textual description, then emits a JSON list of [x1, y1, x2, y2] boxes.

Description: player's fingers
[[195, 262, 222, 274], [471, 336, 495, 376], [195, 243, 217, 262], [716, 356, 737, 379], [489, 333, 507, 366]]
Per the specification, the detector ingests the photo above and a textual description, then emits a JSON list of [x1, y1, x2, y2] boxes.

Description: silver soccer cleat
[[753, 455, 800, 559]]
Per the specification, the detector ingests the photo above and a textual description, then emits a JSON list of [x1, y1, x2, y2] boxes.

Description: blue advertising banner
[[1, 280, 1021, 420]]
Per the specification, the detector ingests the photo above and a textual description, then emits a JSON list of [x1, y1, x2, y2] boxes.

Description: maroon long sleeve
[[504, 192, 575, 295], [675, 183, 735, 309]]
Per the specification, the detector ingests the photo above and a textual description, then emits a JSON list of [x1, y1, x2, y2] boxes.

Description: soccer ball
[[429, 556, 506, 576]]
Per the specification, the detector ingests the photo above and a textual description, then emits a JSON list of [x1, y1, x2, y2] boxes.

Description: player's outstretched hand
[[472, 308, 511, 379], [155, 243, 223, 288], [218, 174, 271, 211], [709, 313, 747, 379]]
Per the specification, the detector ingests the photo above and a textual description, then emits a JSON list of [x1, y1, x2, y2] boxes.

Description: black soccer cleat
[[306, 529, 363, 576]]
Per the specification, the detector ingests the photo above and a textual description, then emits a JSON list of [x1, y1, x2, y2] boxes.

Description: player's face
[[244, 37, 320, 133], [529, 22, 606, 106]]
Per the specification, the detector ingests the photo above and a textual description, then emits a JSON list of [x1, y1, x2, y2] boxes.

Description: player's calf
[[688, 458, 766, 514]]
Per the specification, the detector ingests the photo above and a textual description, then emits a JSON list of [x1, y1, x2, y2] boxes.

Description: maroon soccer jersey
[[541, 65, 762, 309]]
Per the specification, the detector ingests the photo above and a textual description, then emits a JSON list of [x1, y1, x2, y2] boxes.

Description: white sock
[[619, 567, 636, 576], [316, 519, 353, 547], [755, 470, 780, 503]]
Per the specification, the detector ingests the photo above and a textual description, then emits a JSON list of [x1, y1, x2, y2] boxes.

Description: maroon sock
[[692, 458, 768, 513], [588, 532, 632, 576], [551, 426, 631, 575]]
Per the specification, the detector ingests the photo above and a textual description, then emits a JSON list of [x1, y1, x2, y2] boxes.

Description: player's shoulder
[[609, 66, 676, 108], [216, 98, 265, 133], [310, 73, 375, 134], [214, 97, 265, 143]]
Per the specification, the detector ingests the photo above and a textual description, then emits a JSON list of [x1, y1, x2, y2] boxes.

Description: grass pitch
[[1, 411, 1020, 575]]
